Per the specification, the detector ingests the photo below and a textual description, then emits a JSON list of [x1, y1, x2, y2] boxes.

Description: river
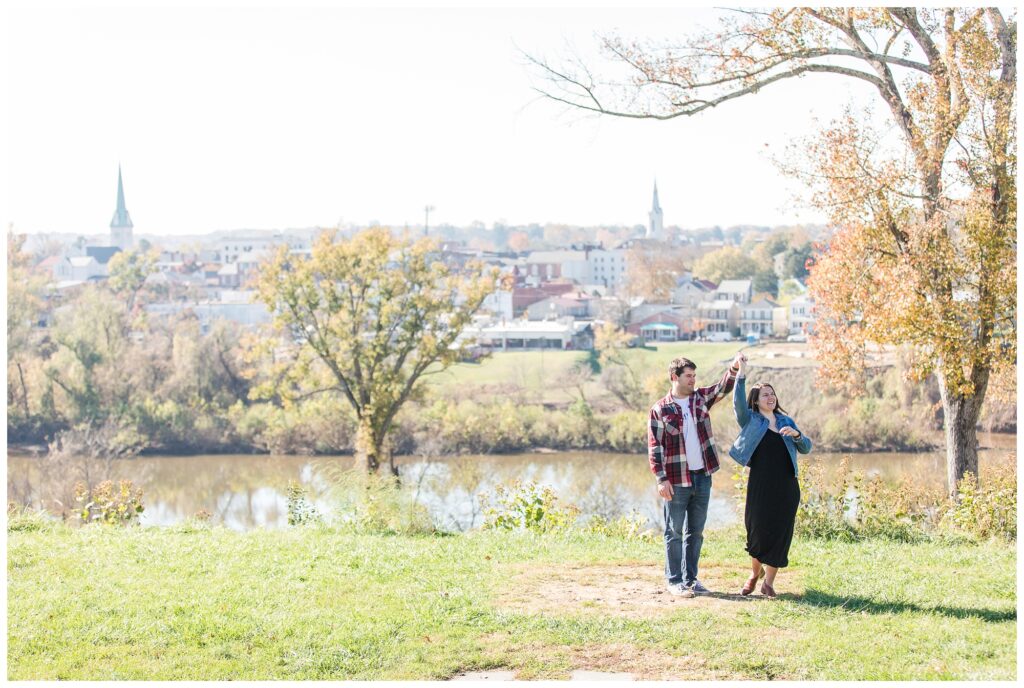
[[7, 433, 1016, 531]]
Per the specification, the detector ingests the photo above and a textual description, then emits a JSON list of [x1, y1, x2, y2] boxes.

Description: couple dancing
[[648, 353, 811, 599]]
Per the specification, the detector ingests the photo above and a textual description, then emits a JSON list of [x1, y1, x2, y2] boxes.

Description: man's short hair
[[668, 357, 697, 378]]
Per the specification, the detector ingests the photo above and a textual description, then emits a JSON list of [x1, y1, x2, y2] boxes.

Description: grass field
[[7, 522, 1015, 680], [428, 342, 746, 406]]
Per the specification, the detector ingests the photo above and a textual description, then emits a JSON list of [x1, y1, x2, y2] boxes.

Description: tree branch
[[533, 62, 887, 120]]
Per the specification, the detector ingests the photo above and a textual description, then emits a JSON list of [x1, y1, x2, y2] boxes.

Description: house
[[200, 263, 223, 287], [525, 292, 594, 320], [626, 308, 697, 342], [740, 298, 779, 336], [53, 255, 105, 283], [789, 295, 816, 335], [697, 299, 741, 336], [217, 263, 241, 289], [34, 255, 63, 280], [629, 301, 682, 324], [671, 276, 715, 308], [715, 279, 752, 304]]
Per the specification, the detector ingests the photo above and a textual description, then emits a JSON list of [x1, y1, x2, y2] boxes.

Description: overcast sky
[[6, 3, 889, 236]]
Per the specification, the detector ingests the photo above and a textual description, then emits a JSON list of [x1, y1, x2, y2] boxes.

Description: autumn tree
[[7, 230, 46, 422], [255, 227, 498, 475], [528, 7, 1016, 496], [623, 240, 691, 301], [45, 285, 131, 424], [692, 245, 759, 284], [108, 248, 158, 315], [507, 230, 531, 252]]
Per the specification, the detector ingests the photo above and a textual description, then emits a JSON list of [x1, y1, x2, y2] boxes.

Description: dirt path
[[446, 560, 804, 680], [494, 560, 795, 619]]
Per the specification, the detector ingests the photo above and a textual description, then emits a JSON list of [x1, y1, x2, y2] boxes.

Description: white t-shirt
[[672, 395, 705, 471]]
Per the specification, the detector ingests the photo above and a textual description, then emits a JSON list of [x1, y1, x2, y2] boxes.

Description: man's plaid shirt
[[648, 365, 739, 487]]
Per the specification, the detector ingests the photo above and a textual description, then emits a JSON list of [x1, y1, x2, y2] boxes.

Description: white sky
[[5, 3, 888, 236]]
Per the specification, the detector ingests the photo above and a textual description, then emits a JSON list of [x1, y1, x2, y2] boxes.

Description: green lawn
[[7, 522, 1015, 680], [429, 342, 745, 405]]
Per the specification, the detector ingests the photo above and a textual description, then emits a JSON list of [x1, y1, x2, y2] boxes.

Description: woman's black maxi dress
[[744, 429, 800, 568]]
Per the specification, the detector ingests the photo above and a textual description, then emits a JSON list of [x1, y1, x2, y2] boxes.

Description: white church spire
[[646, 180, 664, 239]]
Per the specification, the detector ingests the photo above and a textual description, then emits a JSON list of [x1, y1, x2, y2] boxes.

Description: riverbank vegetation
[[6, 306, 1015, 459]]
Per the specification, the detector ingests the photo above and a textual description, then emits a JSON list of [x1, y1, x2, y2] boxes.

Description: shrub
[[794, 453, 1016, 543], [943, 460, 1017, 541], [851, 472, 944, 542], [286, 481, 323, 526], [74, 479, 145, 525], [6, 503, 54, 533], [795, 458, 858, 541], [317, 466, 436, 535], [480, 480, 580, 533]]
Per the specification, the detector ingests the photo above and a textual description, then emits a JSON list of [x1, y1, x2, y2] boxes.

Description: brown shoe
[[742, 566, 766, 596], [761, 582, 777, 599], [741, 576, 758, 596]]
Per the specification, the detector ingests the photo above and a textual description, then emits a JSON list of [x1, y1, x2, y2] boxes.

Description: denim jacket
[[728, 376, 812, 475]]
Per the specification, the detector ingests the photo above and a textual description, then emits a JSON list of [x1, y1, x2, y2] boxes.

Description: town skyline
[[17, 166, 829, 246]]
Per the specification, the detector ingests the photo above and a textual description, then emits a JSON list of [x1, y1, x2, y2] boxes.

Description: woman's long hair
[[747, 383, 787, 416]]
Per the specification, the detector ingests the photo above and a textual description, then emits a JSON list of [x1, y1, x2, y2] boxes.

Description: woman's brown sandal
[[741, 567, 765, 595], [761, 582, 777, 599]]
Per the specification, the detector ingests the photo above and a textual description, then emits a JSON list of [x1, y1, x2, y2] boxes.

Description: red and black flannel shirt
[[648, 364, 739, 487]]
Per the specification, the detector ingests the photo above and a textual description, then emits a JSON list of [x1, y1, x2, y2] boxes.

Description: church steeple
[[109, 165, 134, 250], [647, 179, 664, 239]]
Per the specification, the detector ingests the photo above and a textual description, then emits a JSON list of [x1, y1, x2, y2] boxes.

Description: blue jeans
[[663, 472, 712, 585]]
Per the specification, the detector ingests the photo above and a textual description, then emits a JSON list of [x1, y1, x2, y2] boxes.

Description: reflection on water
[[7, 433, 1015, 532]]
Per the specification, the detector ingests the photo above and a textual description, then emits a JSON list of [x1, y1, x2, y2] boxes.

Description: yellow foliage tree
[[256, 228, 498, 474]]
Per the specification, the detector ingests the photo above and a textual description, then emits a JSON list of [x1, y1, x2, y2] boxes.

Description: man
[[649, 353, 745, 597]]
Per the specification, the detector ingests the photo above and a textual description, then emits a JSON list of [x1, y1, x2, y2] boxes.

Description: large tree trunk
[[355, 422, 400, 477], [360, 448, 381, 474], [355, 421, 381, 473], [936, 368, 989, 498]]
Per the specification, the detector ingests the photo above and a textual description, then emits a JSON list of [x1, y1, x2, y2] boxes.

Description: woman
[[728, 357, 812, 598]]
